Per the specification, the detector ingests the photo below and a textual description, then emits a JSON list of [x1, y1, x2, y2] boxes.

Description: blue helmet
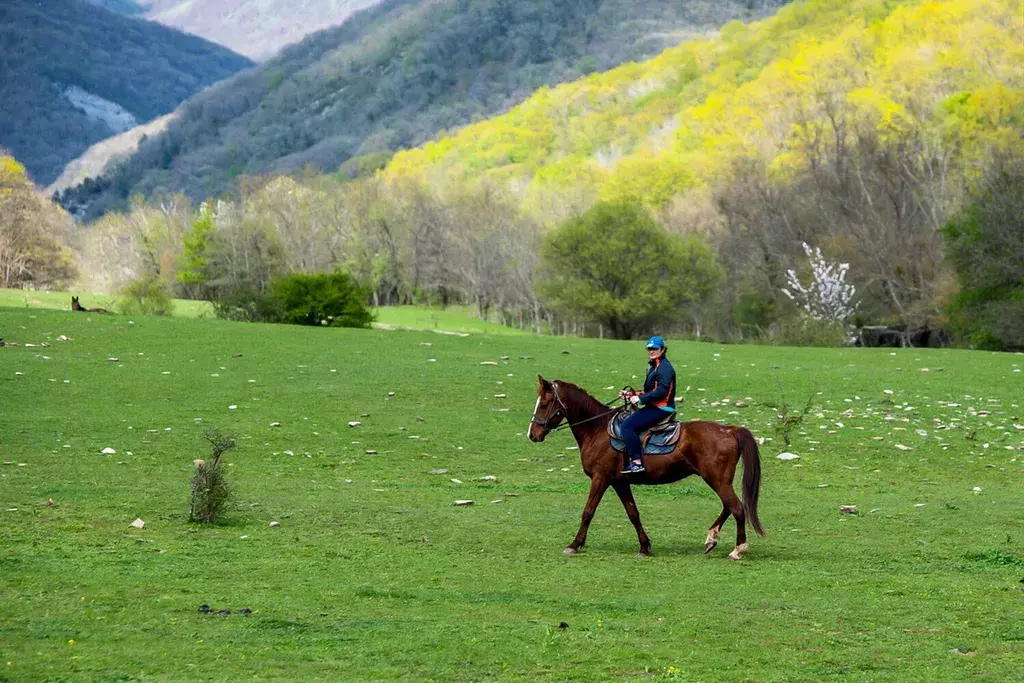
[[645, 335, 666, 350]]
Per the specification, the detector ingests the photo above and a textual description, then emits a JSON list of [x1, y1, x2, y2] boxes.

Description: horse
[[528, 375, 765, 560], [71, 296, 108, 313]]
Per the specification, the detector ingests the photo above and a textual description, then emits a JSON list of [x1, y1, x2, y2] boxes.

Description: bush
[[268, 270, 374, 328], [209, 281, 277, 323], [118, 276, 173, 316], [189, 430, 235, 524]]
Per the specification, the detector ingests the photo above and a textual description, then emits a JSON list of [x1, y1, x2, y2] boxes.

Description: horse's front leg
[[612, 481, 652, 557], [565, 475, 610, 554]]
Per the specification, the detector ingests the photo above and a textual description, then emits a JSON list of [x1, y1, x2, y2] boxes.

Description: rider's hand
[[629, 394, 641, 407]]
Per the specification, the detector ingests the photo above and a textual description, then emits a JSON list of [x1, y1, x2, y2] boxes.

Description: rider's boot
[[621, 458, 645, 474]]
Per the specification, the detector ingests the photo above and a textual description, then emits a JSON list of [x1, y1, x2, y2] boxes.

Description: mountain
[[381, 0, 1023, 210], [135, 0, 387, 62], [0, 0, 252, 186], [47, 115, 175, 195], [71, 0, 788, 218], [83, 0, 144, 14]]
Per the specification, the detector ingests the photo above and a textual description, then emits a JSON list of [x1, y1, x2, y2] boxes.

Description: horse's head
[[528, 375, 567, 442]]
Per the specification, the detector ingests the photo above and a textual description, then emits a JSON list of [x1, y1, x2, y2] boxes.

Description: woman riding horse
[[619, 336, 676, 474]]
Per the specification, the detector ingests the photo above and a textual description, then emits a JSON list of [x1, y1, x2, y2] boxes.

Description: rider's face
[[647, 347, 663, 360]]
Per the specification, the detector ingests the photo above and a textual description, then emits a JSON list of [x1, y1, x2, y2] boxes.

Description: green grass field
[[0, 289, 524, 336], [1, 307, 1022, 681]]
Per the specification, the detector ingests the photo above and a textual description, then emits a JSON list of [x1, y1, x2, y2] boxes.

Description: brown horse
[[528, 376, 765, 560], [71, 296, 108, 313]]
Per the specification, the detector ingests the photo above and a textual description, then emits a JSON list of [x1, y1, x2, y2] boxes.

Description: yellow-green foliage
[[384, 0, 1023, 211]]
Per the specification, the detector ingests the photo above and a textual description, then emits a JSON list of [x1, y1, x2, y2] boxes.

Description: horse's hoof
[[563, 547, 578, 555], [635, 552, 651, 559], [727, 543, 749, 561], [704, 541, 718, 554]]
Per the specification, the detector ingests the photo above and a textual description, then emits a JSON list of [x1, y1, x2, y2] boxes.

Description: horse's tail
[[735, 427, 766, 537]]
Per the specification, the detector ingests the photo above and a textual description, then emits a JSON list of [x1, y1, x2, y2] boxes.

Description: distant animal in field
[[71, 296, 108, 313]]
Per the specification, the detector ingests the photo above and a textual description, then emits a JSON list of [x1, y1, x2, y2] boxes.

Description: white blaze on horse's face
[[529, 396, 540, 434]]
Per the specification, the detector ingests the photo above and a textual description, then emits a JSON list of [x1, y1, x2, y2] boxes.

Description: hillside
[[382, 0, 1023, 207], [47, 115, 175, 195], [136, 0, 386, 61], [0, 0, 252, 186], [70, 0, 788, 219]]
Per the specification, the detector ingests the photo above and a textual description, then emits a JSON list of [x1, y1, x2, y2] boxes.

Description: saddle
[[607, 409, 681, 455]]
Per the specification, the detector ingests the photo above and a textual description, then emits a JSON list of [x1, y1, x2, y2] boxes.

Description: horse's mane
[[553, 380, 609, 416]]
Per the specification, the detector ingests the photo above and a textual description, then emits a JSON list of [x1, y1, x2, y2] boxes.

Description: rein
[[532, 382, 622, 433]]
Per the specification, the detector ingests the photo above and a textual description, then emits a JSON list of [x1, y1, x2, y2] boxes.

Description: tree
[[539, 200, 722, 339], [0, 154, 77, 288], [177, 202, 216, 299], [942, 153, 1024, 350]]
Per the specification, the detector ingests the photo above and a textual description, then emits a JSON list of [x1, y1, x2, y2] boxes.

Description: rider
[[619, 335, 676, 474]]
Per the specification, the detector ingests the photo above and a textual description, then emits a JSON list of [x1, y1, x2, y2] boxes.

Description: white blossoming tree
[[782, 243, 857, 324]]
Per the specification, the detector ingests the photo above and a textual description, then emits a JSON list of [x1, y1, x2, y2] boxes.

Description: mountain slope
[[74, 0, 788, 217], [136, 0, 386, 61], [47, 115, 175, 195], [382, 0, 1023, 209], [0, 0, 251, 186]]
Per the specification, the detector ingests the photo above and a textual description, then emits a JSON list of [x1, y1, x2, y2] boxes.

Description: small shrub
[[189, 430, 235, 524], [209, 281, 277, 322], [118, 276, 172, 316]]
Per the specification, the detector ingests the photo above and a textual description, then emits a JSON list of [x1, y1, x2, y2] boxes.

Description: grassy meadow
[[0, 289, 524, 336], [0, 306, 1022, 681]]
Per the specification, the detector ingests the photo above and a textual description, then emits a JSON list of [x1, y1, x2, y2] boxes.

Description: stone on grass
[[101, 447, 116, 455], [453, 500, 474, 506], [840, 505, 858, 514], [776, 452, 799, 461], [269, 521, 280, 527], [270, 422, 281, 427], [480, 361, 499, 366], [348, 421, 362, 427], [131, 518, 145, 529]]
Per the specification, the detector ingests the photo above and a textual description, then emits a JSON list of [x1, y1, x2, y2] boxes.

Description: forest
[[63, 0, 787, 218]]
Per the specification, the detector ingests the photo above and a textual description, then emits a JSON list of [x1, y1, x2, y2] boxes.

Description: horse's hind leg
[[612, 481, 652, 557], [717, 486, 748, 560], [704, 503, 730, 554]]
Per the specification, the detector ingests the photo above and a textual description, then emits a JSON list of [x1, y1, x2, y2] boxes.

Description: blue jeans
[[621, 406, 672, 460]]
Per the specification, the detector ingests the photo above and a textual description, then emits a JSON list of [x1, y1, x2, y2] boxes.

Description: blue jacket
[[638, 356, 676, 411]]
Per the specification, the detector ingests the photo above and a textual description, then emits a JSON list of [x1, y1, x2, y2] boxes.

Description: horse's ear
[[537, 375, 551, 395]]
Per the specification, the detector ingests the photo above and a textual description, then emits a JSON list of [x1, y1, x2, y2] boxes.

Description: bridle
[[530, 381, 622, 434]]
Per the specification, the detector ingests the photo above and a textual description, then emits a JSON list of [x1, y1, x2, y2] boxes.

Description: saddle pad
[[608, 412, 681, 455], [607, 410, 676, 440]]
